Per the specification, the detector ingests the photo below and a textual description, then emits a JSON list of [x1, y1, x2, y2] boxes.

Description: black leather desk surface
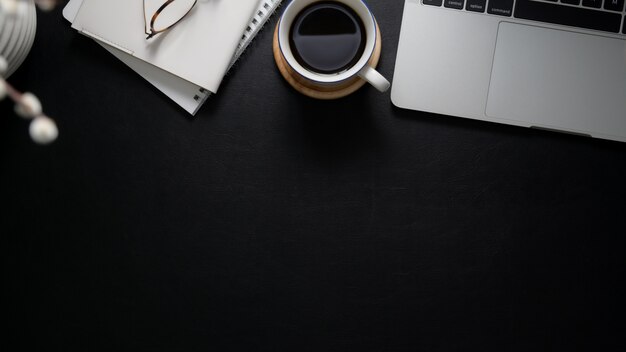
[[2, 1, 625, 350]]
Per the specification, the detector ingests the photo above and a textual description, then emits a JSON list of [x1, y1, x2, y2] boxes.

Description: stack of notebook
[[63, 0, 282, 115]]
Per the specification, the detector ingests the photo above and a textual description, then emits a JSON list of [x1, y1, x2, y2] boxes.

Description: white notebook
[[63, 0, 282, 115], [71, 0, 259, 93]]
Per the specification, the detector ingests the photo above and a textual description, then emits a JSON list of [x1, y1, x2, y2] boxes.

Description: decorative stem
[[2, 78, 24, 103]]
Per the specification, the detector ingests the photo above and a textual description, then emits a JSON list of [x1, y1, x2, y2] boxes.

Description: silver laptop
[[391, 0, 626, 143]]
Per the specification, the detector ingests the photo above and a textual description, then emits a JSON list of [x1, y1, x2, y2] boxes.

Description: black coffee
[[289, 2, 366, 74]]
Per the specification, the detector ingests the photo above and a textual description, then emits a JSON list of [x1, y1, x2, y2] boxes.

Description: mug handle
[[358, 66, 391, 93]]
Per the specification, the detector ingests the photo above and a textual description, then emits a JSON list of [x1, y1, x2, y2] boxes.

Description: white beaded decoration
[[35, 0, 55, 11], [15, 92, 43, 118], [1, 0, 61, 145], [29, 116, 58, 145]]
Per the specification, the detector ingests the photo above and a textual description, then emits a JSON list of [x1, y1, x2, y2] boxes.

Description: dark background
[[2, 1, 625, 350]]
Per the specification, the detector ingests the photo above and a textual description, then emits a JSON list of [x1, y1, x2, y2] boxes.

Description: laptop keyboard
[[423, 0, 626, 34]]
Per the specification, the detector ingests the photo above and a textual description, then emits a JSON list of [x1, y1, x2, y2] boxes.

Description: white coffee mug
[[277, 0, 390, 93]]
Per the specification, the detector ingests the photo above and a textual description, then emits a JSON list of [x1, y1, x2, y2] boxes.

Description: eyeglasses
[[143, 0, 198, 39]]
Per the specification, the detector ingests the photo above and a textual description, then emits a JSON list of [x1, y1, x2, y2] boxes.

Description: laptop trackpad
[[486, 22, 626, 139]]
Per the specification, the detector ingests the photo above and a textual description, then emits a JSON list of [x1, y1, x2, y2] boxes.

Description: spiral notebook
[[63, 0, 282, 115]]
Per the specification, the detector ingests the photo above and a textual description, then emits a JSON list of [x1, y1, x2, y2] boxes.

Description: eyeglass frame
[[144, 0, 198, 39]]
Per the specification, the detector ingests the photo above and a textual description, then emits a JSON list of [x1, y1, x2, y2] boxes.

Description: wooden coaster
[[273, 22, 382, 100]]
